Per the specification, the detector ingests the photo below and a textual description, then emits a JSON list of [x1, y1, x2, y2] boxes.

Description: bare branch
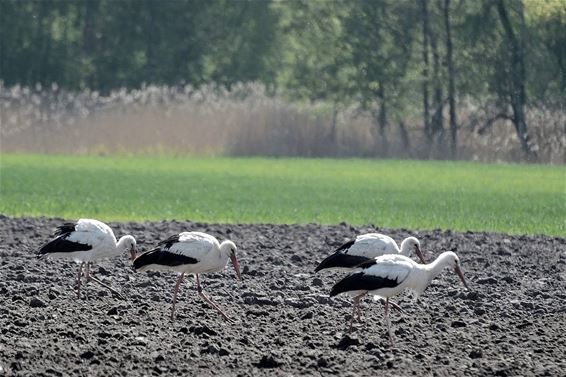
[[478, 113, 513, 135]]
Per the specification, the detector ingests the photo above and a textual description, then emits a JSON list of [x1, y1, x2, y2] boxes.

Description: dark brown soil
[[1, 216, 565, 376]]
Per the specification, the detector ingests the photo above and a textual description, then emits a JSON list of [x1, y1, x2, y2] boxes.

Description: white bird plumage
[[347, 234, 421, 258], [133, 231, 241, 320], [315, 233, 427, 330], [315, 233, 426, 272], [330, 251, 469, 343], [37, 218, 138, 298]]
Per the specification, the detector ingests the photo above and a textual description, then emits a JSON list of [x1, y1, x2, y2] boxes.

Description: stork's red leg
[[385, 297, 394, 346], [76, 262, 84, 299], [85, 262, 124, 298], [195, 274, 231, 321], [348, 293, 366, 333], [355, 292, 367, 320], [377, 297, 403, 312], [170, 272, 185, 320], [348, 297, 359, 333]]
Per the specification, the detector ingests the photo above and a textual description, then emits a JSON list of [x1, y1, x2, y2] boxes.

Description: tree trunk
[[495, 0, 532, 160], [0, 1, 5, 80], [375, 82, 388, 157], [34, 3, 49, 85], [327, 106, 338, 154], [82, 0, 98, 88], [146, 1, 157, 82], [429, 4, 444, 150], [398, 120, 411, 157], [420, 0, 432, 145], [444, 0, 458, 159]]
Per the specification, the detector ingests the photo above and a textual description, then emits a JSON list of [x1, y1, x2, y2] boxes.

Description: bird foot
[[70, 285, 83, 299], [389, 301, 403, 313], [219, 311, 234, 323], [87, 275, 124, 299], [379, 298, 403, 313]]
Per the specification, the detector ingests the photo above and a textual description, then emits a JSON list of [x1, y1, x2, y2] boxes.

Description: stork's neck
[[218, 240, 234, 261], [422, 252, 454, 280], [399, 238, 411, 256], [115, 235, 132, 252]]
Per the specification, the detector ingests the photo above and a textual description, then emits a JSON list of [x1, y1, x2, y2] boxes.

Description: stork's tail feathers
[[315, 252, 369, 272], [132, 248, 160, 271], [330, 271, 400, 297], [329, 272, 364, 297]]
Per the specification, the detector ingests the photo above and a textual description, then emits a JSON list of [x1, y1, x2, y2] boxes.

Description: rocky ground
[[0, 216, 565, 376]]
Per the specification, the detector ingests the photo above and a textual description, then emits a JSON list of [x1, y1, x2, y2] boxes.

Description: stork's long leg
[[170, 273, 185, 320], [378, 297, 403, 312], [385, 297, 394, 346], [348, 292, 367, 333], [348, 298, 358, 333], [195, 274, 231, 321], [85, 262, 124, 298], [76, 262, 85, 299]]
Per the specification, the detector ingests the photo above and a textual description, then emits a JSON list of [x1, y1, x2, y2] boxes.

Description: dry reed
[[1, 82, 563, 163]]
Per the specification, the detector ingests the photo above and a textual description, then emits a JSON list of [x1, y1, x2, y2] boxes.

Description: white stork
[[37, 219, 138, 298], [132, 232, 241, 321], [315, 234, 426, 272], [315, 233, 427, 326], [330, 251, 469, 343]]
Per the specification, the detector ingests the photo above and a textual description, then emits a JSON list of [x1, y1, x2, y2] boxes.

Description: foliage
[[0, 0, 564, 161], [0, 0, 278, 91], [1, 154, 563, 236]]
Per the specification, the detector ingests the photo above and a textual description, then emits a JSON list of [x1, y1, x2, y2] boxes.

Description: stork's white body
[[133, 231, 241, 321], [315, 233, 425, 272], [38, 218, 137, 298], [343, 233, 408, 259], [330, 251, 469, 343], [44, 219, 119, 262], [135, 232, 231, 274]]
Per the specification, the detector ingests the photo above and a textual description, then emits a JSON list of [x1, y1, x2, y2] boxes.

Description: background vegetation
[[1, 154, 563, 236], [1, 0, 565, 162], [1, 1, 563, 235]]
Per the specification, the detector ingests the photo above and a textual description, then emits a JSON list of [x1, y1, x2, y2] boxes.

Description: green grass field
[[0, 154, 564, 236]]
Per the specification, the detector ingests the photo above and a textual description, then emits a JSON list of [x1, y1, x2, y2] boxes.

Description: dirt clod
[[29, 297, 47, 308], [0, 216, 564, 376], [256, 355, 282, 369]]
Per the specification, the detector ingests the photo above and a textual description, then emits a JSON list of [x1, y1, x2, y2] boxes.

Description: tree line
[[1, 0, 564, 160]]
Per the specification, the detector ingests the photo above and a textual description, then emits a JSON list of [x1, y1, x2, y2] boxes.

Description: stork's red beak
[[129, 247, 138, 262], [454, 266, 469, 289], [416, 246, 426, 264], [230, 253, 241, 280]]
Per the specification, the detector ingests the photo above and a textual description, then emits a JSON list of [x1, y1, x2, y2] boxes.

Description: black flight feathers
[[330, 270, 399, 297], [315, 239, 372, 272], [37, 224, 92, 258], [133, 247, 198, 270], [314, 252, 370, 272], [157, 234, 180, 249], [53, 222, 77, 237], [335, 239, 356, 253], [132, 234, 201, 270]]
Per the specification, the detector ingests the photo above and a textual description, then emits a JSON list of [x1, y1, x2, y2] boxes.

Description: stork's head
[[401, 237, 426, 264], [118, 235, 138, 261], [441, 251, 469, 290], [220, 240, 241, 280]]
